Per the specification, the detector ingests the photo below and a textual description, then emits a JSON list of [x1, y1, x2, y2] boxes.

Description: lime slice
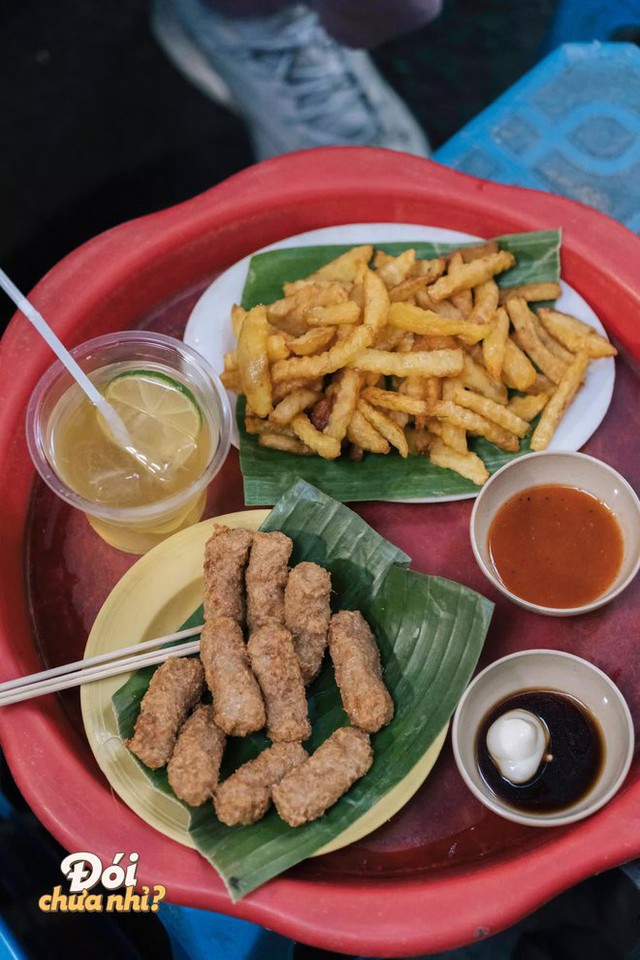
[[102, 369, 202, 473]]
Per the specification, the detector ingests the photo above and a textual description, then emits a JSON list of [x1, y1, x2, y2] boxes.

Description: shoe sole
[[150, 0, 237, 112]]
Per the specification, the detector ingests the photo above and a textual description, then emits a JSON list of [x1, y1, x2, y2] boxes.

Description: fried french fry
[[226, 332, 289, 369], [482, 306, 509, 380], [423, 377, 442, 402], [530, 349, 590, 451], [536, 308, 617, 359], [349, 348, 464, 378], [231, 304, 247, 338], [502, 338, 538, 391], [287, 327, 336, 356], [445, 253, 473, 317], [413, 334, 459, 351], [530, 313, 574, 364], [290, 414, 341, 459], [451, 291, 472, 316], [223, 350, 238, 372], [428, 400, 520, 452], [387, 302, 491, 343], [429, 438, 489, 486], [271, 325, 370, 382], [346, 409, 390, 454], [373, 249, 416, 287], [506, 298, 568, 384], [281, 279, 350, 297], [507, 393, 549, 421], [307, 245, 373, 283], [246, 416, 291, 436], [498, 282, 562, 305], [396, 332, 415, 352], [325, 369, 362, 441], [259, 433, 313, 455], [270, 388, 322, 425], [272, 377, 323, 403], [305, 302, 361, 326], [220, 369, 241, 392], [443, 241, 500, 264], [454, 387, 530, 438], [267, 284, 347, 335], [267, 334, 291, 362], [374, 326, 405, 351], [468, 279, 499, 325], [527, 372, 556, 396], [362, 386, 427, 416], [441, 378, 460, 402], [387, 409, 410, 428], [415, 290, 465, 320], [388, 276, 432, 302], [460, 353, 508, 404], [428, 250, 516, 302], [441, 420, 467, 453], [237, 305, 272, 417], [449, 262, 473, 317], [357, 399, 409, 458], [409, 256, 446, 280]]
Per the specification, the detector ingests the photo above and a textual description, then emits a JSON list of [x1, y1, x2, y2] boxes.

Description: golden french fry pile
[[221, 243, 616, 486]]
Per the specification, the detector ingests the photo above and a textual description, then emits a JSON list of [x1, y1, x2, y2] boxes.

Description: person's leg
[[151, 0, 435, 160]]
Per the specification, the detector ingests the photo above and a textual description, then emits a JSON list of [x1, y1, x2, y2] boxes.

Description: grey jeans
[[205, 0, 443, 48]]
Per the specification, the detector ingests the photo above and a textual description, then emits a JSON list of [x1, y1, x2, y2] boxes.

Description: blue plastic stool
[[434, 42, 640, 234], [545, 0, 640, 49], [158, 904, 293, 960], [0, 916, 27, 960]]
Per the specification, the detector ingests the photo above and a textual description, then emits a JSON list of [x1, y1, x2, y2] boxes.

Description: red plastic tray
[[2, 149, 640, 957]]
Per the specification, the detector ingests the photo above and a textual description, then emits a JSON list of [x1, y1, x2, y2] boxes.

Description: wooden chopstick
[[0, 628, 203, 707]]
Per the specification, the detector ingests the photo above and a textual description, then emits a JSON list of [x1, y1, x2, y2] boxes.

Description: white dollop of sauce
[[486, 709, 549, 784]]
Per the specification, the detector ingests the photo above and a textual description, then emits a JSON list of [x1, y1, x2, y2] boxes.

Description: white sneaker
[[151, 0, 430, 160]]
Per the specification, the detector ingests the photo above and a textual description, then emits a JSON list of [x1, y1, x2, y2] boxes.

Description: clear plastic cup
[[26, 331, 231, 554]]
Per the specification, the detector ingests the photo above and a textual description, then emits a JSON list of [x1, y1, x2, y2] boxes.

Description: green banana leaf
[[113, 479, 493, 900], [238, 230, 561, 505]]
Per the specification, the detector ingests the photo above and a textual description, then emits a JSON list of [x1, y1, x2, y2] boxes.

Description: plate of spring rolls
[[82, 480, 492, 899]]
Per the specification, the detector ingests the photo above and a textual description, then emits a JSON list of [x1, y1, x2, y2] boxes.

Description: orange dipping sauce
[[488, 484, 624, 608]]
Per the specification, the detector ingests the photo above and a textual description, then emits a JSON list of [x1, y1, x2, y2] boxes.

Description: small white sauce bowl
[[452, 649, 634, 827], [470, 451, 640, 616]]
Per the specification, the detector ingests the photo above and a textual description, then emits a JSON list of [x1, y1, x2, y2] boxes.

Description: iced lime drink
[[27, 333, 231, 553]]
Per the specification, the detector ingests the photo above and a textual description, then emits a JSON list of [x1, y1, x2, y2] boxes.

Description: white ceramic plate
[[183, 223, 615, 502]]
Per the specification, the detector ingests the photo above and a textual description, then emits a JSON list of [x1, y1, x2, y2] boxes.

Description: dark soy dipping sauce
[[476, 690, 604, 813]]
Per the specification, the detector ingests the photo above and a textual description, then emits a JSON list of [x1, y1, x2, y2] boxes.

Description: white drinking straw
[[0, 267, 133, 450]]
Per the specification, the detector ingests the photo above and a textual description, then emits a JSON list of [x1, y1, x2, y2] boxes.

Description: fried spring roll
[[167, 704, 226, 807], [203, 525, 253, 625], [328, 611, 394, 733], [273, 727, 372, 827], [247, 624, 311, 742], [245, 531, 293, 631], [284, 562, 332, 685], [214, 742, 308, 826], [126, 657, 204, 770], [200, 617, 266, 736]]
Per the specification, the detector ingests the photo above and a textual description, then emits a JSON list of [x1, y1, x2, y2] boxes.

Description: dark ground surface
[[1, 0, 555, 329], [5, 2, 640, 959]]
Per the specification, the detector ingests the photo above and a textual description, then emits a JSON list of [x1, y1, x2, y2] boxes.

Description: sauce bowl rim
[[469, 450, 640, 616], [451, 648, 635, 827]]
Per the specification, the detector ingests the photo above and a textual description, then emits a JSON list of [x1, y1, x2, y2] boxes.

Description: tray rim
[[2, 147, 640, 957]]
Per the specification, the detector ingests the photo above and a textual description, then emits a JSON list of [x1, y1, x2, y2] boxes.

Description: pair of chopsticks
[[0, 627, 203, 706]]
